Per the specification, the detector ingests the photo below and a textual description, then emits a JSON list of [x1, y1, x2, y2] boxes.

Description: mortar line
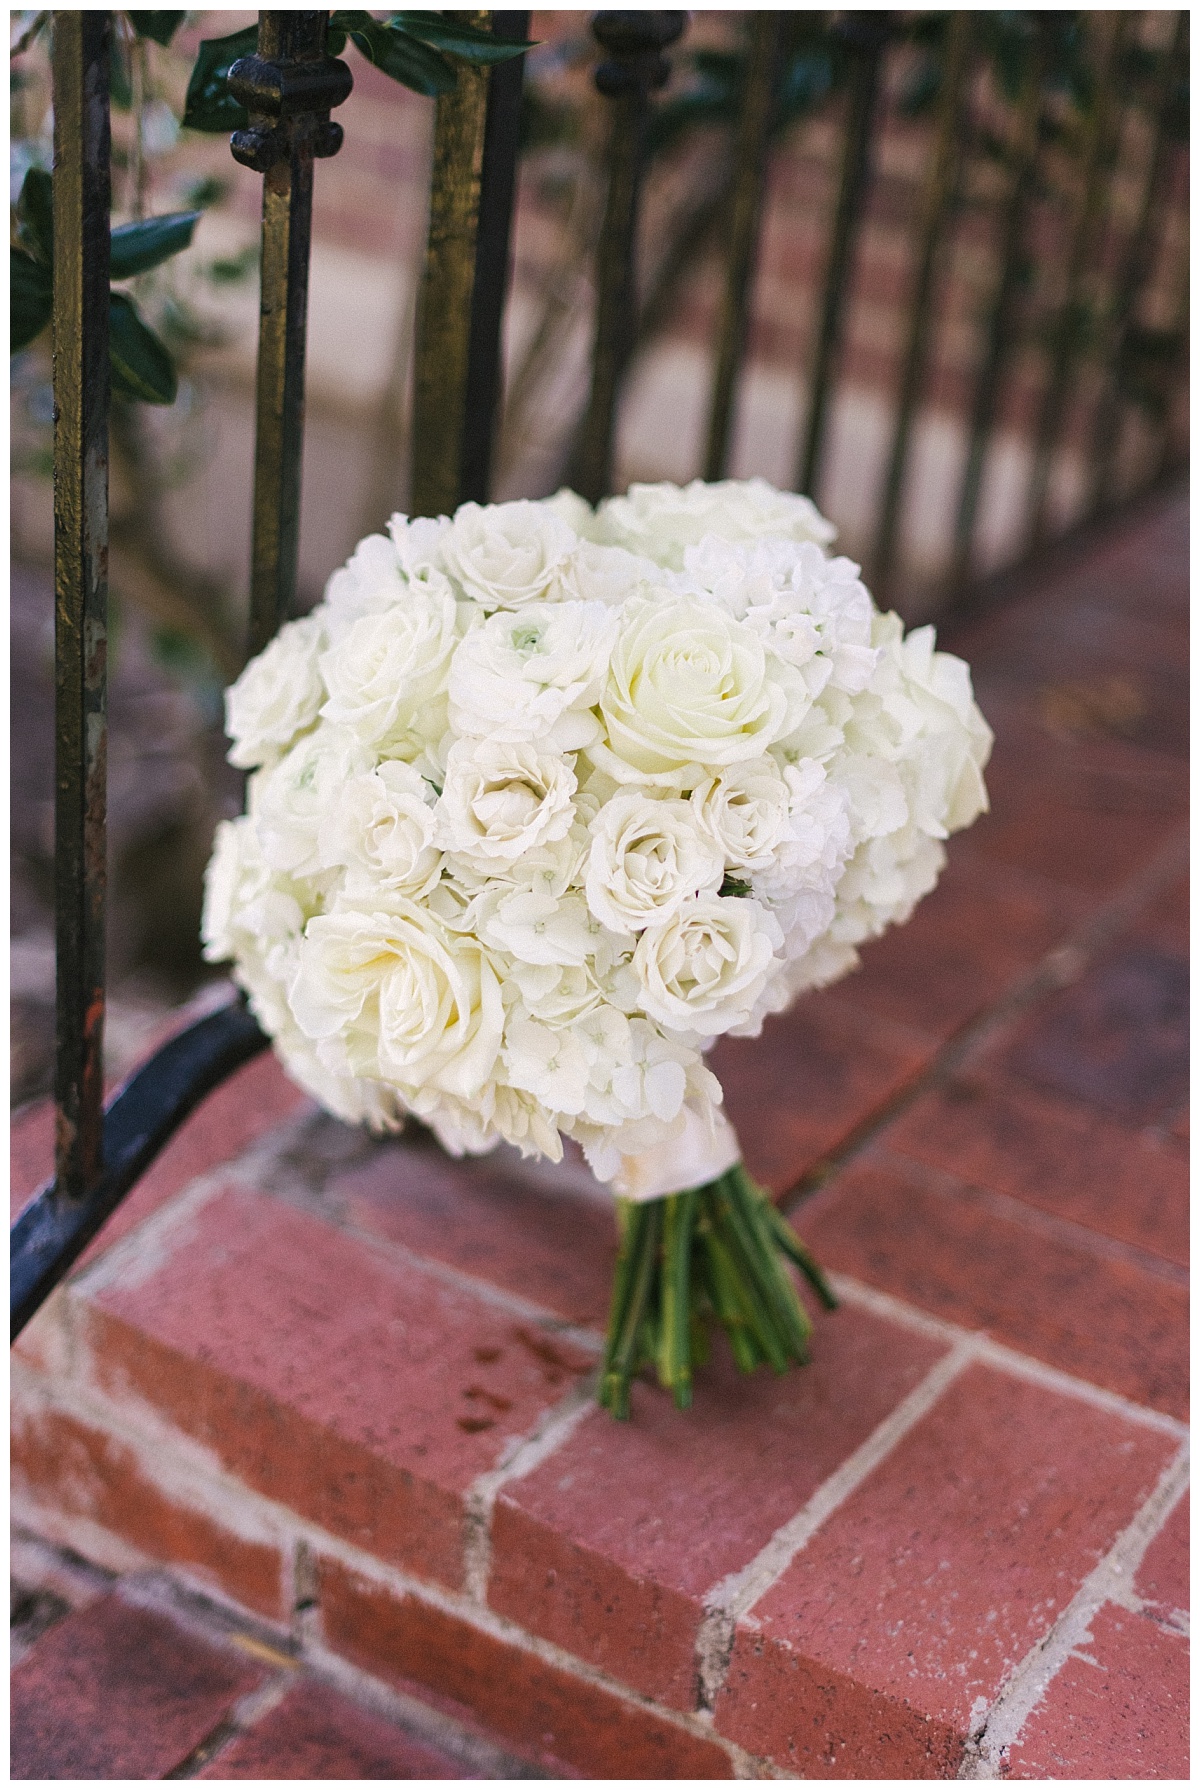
[[868, 1144, 1190, 1287], [694, 1338, 978, 1709], [463, 1373, 600, 1603], [830, 1274, 1190, 1438], [958, 1444, 1190, 1778], [781, 821, 1189, 1212]]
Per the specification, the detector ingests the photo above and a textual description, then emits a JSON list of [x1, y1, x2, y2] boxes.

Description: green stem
[[658, 1188, 698, 1408], [600, 1199, 664, 1419], [763, 1199, 839, 1310]]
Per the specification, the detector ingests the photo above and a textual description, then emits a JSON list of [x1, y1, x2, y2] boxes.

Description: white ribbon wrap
[[609, 1104, 742, 1203]]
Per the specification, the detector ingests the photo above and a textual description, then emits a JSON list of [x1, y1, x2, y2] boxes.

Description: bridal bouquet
[[203, 479, 992, 1416]]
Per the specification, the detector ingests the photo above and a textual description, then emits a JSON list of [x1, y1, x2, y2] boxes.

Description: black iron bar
[[52, 11, 111, 1204], [411, 10, 493, 518], [794, 12, 890, 503], [872, 11, 972, 597], [949, 21, 1045, 592], [459, 10, 530, 505], [574, 11, 686, 505], [229, 11, 352, 660], [12, 1003, 270, 1339], [1025, 12, 1127, 548], [1086, 10, 1188, 517], [702, 12, 781, 482]]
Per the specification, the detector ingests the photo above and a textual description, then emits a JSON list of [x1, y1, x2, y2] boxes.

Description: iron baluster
[[1087, 11, 1188, 517], [412, 11, 530, 516], [702, 13, 781, 483], [11, 1003, 269, 1340], [574, 10, 686, 506], [460, 10, 530, 507], [871, 11, 972, 598], [794, 11, 890, 504], [950, 20, 1046, 592], [229, 11, 352, 661], [1025, 12, 1128, 548], [52, 11, 111, 1204]]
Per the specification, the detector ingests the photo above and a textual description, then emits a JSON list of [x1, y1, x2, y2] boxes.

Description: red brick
[[964, 718, 1186, 894], [715, 1364, 1177, 1776], [1134, 1491, 1189, 1620], [711, 989, 932, 1192], [332, 1137, 617, 1326], [839, 849, 1084, 1040], [801, 1154, 1189, 1418], [317, 1555, 735, 1779], [1000, 943, 1188, 1125], [1132, 870, 1190, 957], [1003, 1604, 1189, 1779], [885, 1075, 1189, 1267], [489, 1304, 948, 1708], [200, 1679, 464, 1779], [78, 1183, 594, 1588], [10, 1591, 264, 1779], [11, 1398, 288, 1621]]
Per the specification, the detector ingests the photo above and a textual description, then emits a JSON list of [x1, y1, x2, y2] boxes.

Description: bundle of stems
[[599, 1163, 837, 1418]]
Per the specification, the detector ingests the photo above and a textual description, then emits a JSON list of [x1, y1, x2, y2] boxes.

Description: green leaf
[[128, 12, 187, 47], [338, 16, 457, 96], [181, 25, 257, 132], [388, 11, 536, 65], [11, 247, 53, 352], [718, 874, 752, 899], [16, 166, 54, 267], [109, 290, 178, 403], [110, 210, 201, 279]]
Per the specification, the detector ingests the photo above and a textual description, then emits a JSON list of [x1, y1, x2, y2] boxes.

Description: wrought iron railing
[[11, 10, 1189, 1336]]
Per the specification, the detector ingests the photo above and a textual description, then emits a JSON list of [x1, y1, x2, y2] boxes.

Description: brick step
[[13, 1099, 1188, 1779], [10, 1536, 550, 1780]]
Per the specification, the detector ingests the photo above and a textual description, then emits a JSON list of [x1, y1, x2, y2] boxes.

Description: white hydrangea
[[204, 481, 991, 1182]]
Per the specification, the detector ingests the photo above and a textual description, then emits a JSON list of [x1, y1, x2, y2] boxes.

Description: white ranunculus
[[447, 600, 617, 749], [318, 585, 459, 755], [436, 737, 576, 874], [690, 756, 792, 873], [594, 592, 789, 786], [290, 902, 503, 1102], [386, 512, 452, 578], [584, 790, 723, 935], [251, 727, 371, 879], [634, 892, 782, 1038], [441, 499, 577, 609], [554, 539, 660, 607], [224, 614, 327, 770], [595, 478, 837, 570], [318, 760, 442, 900]]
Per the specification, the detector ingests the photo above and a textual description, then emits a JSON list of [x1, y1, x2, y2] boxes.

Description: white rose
[[250, 726, 371, 878], [634, 891, 781, 1037], [224, 614, 326, 770], [595, 592, 789, 786], [317, 760, 442, 900], [290, 902, 503, 1103], [690, 756, 792, 873], [319, 586, 459, 755], [584, 790, 722, 934], [440, 499, 577, 609], [595, 477, 836, 570], [447, 600, 617, 749], [436, 737, 576, 873]]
